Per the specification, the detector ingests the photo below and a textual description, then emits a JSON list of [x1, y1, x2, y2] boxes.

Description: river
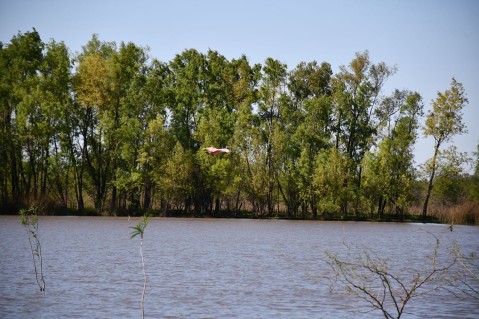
[[0, 216, 478, 318]]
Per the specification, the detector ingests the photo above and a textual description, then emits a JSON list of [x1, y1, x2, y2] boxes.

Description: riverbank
[[2, 206, 477, 225]]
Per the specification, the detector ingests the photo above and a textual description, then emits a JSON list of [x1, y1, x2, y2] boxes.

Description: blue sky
[[1, 0, 478, 169]]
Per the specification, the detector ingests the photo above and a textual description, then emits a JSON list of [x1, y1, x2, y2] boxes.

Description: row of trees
[[0, 29, 475, 219]]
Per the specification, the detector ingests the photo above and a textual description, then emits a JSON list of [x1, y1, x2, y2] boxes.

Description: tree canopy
[[0, 29, 475, 222]]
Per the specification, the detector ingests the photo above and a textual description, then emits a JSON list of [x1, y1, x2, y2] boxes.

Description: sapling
[[130, 215, 150, 319], [19, 207, 46, 292]]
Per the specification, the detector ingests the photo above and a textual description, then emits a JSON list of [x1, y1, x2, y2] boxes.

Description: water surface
[[1, 216, 478, 318]]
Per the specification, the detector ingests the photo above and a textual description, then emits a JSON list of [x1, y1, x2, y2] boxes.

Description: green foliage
[[429, 146, 472, 206], [159, 142, 195, 211], [20, 207, 39, 227], [424, 78, 468, 144], [130, 214, 149, 239], [469, 144, 479, 202], [313, 148, 353, 216], [329, 51, 398, 214], [362, 91, 423, 217], [422, 78, 469, 217], [1, 29, 475, 221], [474, 143, 479, 177]]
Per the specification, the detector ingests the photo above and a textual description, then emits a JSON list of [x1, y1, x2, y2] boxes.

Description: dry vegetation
[[409, 202, 479, 225]]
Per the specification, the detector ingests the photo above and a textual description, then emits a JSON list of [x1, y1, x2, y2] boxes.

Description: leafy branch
[[19, 207, 46, 292]]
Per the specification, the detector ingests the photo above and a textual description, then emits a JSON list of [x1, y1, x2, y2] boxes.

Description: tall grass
[[420, 202, 479, 225]]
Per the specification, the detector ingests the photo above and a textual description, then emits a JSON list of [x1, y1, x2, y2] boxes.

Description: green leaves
[[3, 28, 474, 220], [313, 148, 353, 214], [130, 215, 150, 239], [19, 207, 38, 227], [422, 78, 469, 217], [424, 78, 468, 144], [361, 90, 424, 216]]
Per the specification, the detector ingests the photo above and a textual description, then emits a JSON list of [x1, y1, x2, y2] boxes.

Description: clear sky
[[1, 0, 478, 169]]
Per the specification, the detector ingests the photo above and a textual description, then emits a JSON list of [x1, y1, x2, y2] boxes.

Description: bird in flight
[[204, 146, 230, 154]]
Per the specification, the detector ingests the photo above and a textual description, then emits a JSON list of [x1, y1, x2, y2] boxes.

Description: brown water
[[0, 216, 478, 318]]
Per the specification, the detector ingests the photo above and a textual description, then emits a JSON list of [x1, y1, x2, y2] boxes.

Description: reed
[[130, 215, 150, 319], [426, 202, 479, 225]]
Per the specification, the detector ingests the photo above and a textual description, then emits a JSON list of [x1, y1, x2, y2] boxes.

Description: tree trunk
[[10, 142, 19, 202], [143, 180, 152, 210], [311, 192, 317, 219], [215, 197, 220, 215], [422, 141, 440, 219], [111, 185, 117, 213], [378, 197, 386, 219], [355, 165, 363, 218], [41, 148, 48, 200]]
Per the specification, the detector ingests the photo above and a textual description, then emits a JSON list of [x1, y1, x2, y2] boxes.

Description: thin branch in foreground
[[325, 234, 456, 319], [20, 207, 46, 292], [130, 215, 150, 319]]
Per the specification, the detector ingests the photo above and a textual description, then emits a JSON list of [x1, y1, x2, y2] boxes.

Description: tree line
[[1, 29, 477, 220]]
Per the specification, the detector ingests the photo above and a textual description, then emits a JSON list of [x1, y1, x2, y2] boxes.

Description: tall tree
[[73, 35, 116, 213], [108, 41, 150, 213], [0, 29, 44, 209], [330, 51, 397, 216], [39, 39, 74, 209], [229, 56, 262, 214], [422, 78, 468, 218], [289, 61, 333, 217], [195, 50, 237, 214], [140, 58, 172, 209], [362, 91, 423, 219], [138, 114, 172, 212], [257, 57, 288, 215], [167, 49, 208, 213]]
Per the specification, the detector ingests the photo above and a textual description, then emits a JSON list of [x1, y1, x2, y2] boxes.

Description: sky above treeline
[[1, 0, 478, 170]]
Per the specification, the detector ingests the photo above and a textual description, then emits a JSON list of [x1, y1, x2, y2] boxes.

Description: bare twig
[[325, 233, 456, 319], [444, 248, 479, 301]]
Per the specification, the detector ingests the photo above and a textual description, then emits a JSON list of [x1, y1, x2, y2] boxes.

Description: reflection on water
[[0, 216, 478, 318]]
